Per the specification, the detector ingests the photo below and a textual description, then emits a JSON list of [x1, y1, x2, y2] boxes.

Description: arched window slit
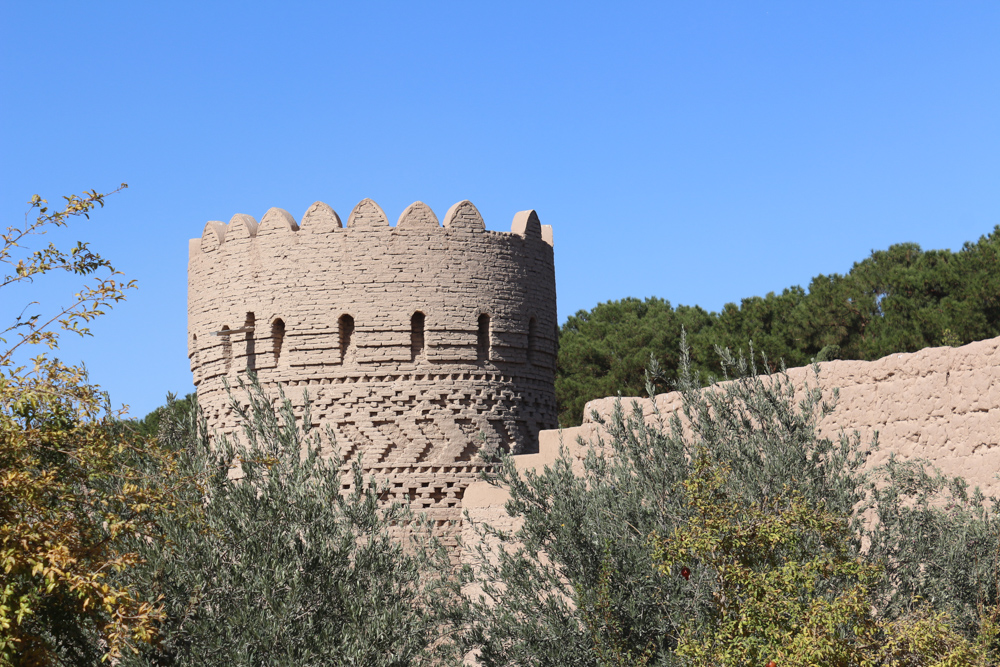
[[244, 312, 256, 371], [221, 326, 232, 373], [271, 318, 285, 366], [411, 312, 425, 361], [527, 317, 537, 365], [191, 334, 201, 383], [339, 314, 354, 363], [478, 314, 491, 362]]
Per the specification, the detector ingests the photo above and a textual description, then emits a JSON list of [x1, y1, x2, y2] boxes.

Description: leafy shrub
[[649, 450, 999, 666], [0, 369, 179, 665], [463, 342, 1000, 665], [648, 450, 882, 666], [1, 186, 181, 665], [117, 376, 463, 667]]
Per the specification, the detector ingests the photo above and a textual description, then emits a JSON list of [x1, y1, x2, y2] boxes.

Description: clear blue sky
[[2, 2, 997, 418]]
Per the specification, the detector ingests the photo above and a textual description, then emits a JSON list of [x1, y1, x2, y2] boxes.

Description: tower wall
[[187, 198, 557, 543]]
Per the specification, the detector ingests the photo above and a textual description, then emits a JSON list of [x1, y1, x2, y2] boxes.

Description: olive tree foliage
[[865, 458, 1000, 635], [463, 340, 1000, 665], [0, 187, 186, 665], [117, 375, 465, 667]]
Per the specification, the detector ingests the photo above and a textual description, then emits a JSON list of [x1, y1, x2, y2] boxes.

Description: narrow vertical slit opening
[[411, 312, 425, 361], [191, 334, 201, 384], [527, 316, 537, 365], [477, 313, 491, 362], [271, 318, 285, 366], [221, 325, 232, 373], [339, 314, 354, 363], [244, 312, 256, 371]]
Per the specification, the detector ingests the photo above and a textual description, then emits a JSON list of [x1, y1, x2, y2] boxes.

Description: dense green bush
[[464, 343, 1000, 665], [116, 377, 463, 667], [647, 451, 998, 666], [557, 226, 1000, 426]]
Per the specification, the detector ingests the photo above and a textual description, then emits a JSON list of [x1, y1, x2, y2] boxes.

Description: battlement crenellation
[[194, 198, 555, 256]]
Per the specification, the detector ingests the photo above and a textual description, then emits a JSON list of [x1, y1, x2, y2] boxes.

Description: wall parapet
[[195, 198, 555, 255], [463, 336, 1000, 562]]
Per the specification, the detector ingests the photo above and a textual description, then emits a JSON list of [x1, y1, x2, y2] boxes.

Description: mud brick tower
[[187, 198, 557, 545]]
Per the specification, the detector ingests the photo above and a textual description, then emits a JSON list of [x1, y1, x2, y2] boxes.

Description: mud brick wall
[[464, 336, 1000, 561]]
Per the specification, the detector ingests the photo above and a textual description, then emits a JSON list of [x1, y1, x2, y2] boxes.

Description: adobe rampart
[[188, 198, 557, 545], [464, 336, 1000, 559]]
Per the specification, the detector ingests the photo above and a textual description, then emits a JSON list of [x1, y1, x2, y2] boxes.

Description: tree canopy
[[557, 226, 1000, 425], [0, 187, 182, 664]]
